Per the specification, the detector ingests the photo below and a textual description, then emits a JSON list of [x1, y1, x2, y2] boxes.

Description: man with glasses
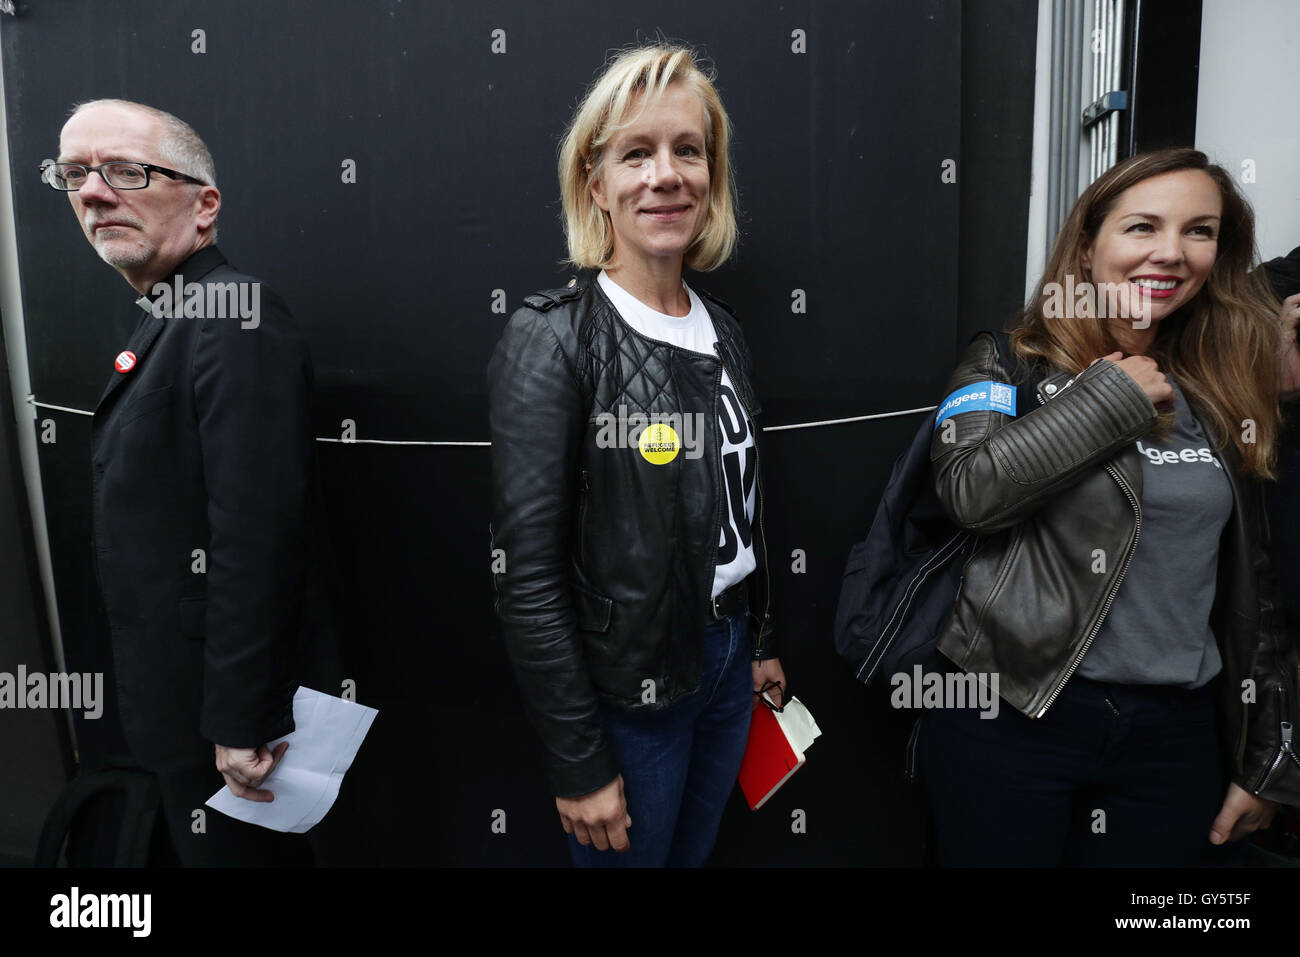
[[45, 99, 333, 865]]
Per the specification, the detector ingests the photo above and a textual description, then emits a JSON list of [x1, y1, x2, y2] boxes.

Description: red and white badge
[[114, 350, 137, 373]]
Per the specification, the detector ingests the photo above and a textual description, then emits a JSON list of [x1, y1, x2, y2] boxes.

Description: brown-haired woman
[[917, 148, 1300, 865]]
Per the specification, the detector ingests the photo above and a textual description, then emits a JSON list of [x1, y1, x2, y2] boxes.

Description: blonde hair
[[1012, 148, 1283, 478], [558, 44, 738, 272]]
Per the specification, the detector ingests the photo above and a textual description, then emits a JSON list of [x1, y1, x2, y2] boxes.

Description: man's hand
[[556, 774, 631, 852], [753, 657, 788, 709], [214, 741, 289, 803], [1209, 781, 1277, 844]]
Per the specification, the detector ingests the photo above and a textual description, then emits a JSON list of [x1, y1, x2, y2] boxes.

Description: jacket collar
[[578, 273, 756, 408], [136, 244, 228, 311], [579, 272, 745, 346], [96, 245, 228, 412]]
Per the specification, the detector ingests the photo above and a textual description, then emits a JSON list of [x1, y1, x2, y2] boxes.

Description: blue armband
[[934, 380, 1017, 429]]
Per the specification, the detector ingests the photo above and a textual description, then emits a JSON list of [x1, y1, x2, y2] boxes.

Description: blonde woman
[[918, 148, 1300, 865], [488, 44, 786, 867]]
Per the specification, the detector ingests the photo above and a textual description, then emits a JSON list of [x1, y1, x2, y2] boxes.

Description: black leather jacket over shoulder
[[930, 332, 1300, 807], [487, 276, 774, 798]]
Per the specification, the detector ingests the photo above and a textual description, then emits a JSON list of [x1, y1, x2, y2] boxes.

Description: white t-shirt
[[597, 271, 757, 599]]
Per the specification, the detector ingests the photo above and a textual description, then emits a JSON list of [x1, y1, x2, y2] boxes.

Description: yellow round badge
[[638, 423, 681, 465]]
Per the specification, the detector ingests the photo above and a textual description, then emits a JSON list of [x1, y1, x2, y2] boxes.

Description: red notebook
[[738, 697, 814, 810]]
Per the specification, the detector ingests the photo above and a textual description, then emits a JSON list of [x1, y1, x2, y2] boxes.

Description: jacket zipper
[[1252, 685, 1300, 793], [1032, 389, 1141, 718], [717, 349, 772, 638]]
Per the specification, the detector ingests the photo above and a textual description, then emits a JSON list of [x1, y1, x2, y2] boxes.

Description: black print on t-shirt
[[719, 382, 747, 444], [717, 383, 754, 566]]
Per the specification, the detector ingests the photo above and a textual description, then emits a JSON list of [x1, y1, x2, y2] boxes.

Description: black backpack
[[834, 330, 1035, 684]]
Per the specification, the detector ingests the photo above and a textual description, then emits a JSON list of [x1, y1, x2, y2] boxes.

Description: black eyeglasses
[[39, 161, 206, 192], [756, 680, 786, 712]]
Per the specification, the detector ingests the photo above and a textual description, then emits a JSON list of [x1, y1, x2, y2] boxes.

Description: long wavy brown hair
[[1012, 148, 1282, 477]]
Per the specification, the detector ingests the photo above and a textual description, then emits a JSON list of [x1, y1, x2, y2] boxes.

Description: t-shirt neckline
[[597, 270, 701, 323]]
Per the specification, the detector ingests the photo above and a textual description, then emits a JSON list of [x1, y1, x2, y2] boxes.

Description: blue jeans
[[568, 609, 754, 868], [918, 673, 1242, 867]]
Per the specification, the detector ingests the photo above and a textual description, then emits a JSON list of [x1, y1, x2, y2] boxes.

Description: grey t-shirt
[[1076, 379, 1232, 688]]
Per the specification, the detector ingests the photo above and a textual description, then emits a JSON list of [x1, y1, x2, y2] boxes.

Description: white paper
[[762, 694, 821, 754], [206, 686, 377, 833]]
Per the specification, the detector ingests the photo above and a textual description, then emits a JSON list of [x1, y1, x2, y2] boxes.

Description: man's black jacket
[[91, 245, 336, 771], [487, 276, 774, 798]]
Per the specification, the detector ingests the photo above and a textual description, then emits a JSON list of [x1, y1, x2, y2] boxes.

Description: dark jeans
[[568, 608, 753, 868], [918, 673, 1243, 867]]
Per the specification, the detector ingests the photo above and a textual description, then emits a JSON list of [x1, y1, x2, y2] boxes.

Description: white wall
[[1196, 0, 1300, 260]]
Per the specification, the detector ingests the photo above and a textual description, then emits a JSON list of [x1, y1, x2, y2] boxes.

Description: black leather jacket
[[930, 333, 1300, 807], [487, 276, 775, 798]]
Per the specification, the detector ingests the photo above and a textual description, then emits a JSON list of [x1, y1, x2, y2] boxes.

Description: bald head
[[68, 99, 217, 188], [57, 101, 221, 293]]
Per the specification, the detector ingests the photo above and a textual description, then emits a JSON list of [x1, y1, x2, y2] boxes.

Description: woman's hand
[[753, 657, 788, 709], [1209, 782, 1277, 844], [1093, 351, 1174, 405], [556, 774, 632, 852], [1278, 292, 1300, 400]]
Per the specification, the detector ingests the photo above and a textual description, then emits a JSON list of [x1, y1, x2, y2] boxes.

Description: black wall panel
[[1, 0, 1037, 865]]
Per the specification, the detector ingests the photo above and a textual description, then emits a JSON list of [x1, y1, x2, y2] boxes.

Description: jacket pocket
[[120, 383, 176, 428], [179, 596, 206, 640], [573, 582, 612, 634]]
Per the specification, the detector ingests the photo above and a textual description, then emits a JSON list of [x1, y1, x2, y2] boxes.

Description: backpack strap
[[35, 767, 162, 867], [986, 328, 1017, 382], [981, 328, 1039, 418]]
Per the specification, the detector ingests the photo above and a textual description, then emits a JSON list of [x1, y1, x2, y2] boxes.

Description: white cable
[[27, 394, 934, 441], [316, 437, 491, 447], [761, 405, 936, 432], [29, 398, 93, 418]]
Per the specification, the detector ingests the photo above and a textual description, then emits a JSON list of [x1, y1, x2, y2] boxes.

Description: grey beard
[[94, 234, 153, 270]]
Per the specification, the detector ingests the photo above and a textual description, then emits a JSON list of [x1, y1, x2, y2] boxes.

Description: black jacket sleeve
[[487, 306, 619, 798], [191, 282, 310, 748]]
